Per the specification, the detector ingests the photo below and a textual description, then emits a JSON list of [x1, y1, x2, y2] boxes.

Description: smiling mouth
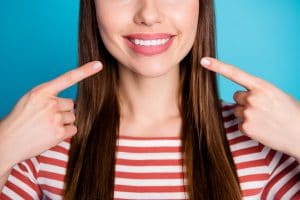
[[123, 33, 176, 56], [128, 37, 171, 46]]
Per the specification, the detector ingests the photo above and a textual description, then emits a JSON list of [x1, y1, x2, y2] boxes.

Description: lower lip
[[124, 37, 175, 56]]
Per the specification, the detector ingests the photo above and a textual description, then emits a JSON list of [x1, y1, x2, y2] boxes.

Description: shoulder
[[14, 138, 71, 179], [37, 138, 71, 171], [220, 100, 242, 140], [220, 100, 283, 163], [220, 100, 300, 199], [220, 100, 273, 162], [1, 138, 71, 199], [28, 138, 71, 197], [220, 100, 278, 181]]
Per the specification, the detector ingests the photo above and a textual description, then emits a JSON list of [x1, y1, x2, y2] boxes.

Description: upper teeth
[[131, 38, 170, 46]]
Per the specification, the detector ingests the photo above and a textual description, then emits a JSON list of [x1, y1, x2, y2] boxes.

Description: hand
[[0, 61, 103, 172], [201, 57, 300, 161]]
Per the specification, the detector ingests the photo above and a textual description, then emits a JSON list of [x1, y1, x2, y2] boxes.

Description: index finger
[[43, 61, 103, 95], [200, 57, 260, 90]]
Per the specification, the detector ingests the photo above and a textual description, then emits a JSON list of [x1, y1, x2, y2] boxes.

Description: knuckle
[[71, 126, 78, 135], [70, 114, 76, 122], [27, 89, 41, 102], [44, 99, 59, 111], [239, 121, 248, 133], [243, 108, 251, 120], [67, 99, 75, 109], [30, 85, 44, 94], [27, 90, 59, 109], [67, 99, 75, 106], [55, 126, 66, 139], [233, 106, 241, 116], [245, 94, 256, 106], [233, 92, 239, 101], [52, 113, 62, 125], [28, 83, 49, 97], [66, 125, 78, 136], [48, 98, 59, 107], [239, 120, 256, 138], [66, 113, 76, 123], [57, 99, 75, 112], [65, 113, 75, 123]]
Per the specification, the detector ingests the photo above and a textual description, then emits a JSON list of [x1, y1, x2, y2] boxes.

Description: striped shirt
[[1, 102, 299, 199]]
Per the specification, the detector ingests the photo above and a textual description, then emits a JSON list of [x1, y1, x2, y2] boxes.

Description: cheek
[[97, 14, 118, 38], [95, 5, 126, 46], [171, 4, 199, 51], [173, 2, 199, 24]]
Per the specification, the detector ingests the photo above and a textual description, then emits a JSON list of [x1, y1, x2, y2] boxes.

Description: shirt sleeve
[[261, 153, 300, 199], [0, 157, 42, 200]]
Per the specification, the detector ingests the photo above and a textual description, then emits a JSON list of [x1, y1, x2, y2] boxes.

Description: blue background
[[0, 1, 299, 118]]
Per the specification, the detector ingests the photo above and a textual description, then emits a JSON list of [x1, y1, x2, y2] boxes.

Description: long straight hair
[[63, 0, 242, 199]]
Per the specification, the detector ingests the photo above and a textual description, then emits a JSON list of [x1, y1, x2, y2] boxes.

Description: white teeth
[[131, 38, 170, 46]]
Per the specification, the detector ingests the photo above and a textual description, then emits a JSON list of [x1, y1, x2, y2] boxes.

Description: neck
[[118, 65, 181, 123]]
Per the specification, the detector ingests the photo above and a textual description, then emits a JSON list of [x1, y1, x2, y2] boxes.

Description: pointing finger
[[200, 57, 262, 90], [43, 61, 103, 95]]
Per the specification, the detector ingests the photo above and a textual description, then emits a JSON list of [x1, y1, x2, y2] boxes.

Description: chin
[[138, 70, 172, 78], [127, 63, 178, 78]]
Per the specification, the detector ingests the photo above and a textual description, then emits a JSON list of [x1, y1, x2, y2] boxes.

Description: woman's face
[[94, 0, 199, 77]]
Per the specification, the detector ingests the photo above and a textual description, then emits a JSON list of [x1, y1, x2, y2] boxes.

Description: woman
[[0, 0, 299, 199]]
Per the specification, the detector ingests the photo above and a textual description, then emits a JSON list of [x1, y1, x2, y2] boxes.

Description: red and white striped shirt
[[1, 102, 299, 199]]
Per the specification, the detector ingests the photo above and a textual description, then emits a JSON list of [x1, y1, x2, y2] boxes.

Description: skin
[[0, 0, 299, 191], [201, 57, 300, 162], [0, 61, 103, 179], [95, 0, 300, 162], [94, 0, 199, 137]]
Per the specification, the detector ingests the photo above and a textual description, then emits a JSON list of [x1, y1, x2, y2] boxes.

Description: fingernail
[[201, 58, 211, 66], [92, 61, 102, 70]]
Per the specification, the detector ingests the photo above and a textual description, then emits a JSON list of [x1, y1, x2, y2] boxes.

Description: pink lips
[[123, 33, 175, 56]]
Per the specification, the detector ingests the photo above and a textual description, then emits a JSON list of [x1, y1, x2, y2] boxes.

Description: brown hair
[[63, 0, 242, 199]]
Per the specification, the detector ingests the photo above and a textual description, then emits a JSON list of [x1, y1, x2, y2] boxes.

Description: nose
[[133, 0, 163, 27]]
